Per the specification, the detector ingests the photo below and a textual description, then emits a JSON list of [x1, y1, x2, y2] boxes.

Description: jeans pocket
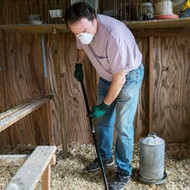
[[126, 63, 144, 86], [126, 68, 141, 85]]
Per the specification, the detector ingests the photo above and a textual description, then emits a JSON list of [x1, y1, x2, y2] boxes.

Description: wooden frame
[[4, 146, 56, 190], [0, 96, 57, 189], [0, 96, 53, 141]]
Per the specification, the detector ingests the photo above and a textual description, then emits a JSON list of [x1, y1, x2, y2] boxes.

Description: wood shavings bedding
[[0, 143, 190, 190]]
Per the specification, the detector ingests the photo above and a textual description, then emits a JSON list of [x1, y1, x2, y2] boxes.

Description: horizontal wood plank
[[0, 24, 69, 33], [0, 155, 28, 166], [0, 97, 43, 120], [131, 28, 189, 37], [6, 146, 56, 190], [125, 17, 190, 29], [0, 96, 51, 133], [0, 18, 189, 34]]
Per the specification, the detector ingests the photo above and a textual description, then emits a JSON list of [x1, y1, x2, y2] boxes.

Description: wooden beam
[[6, 146, 56, 190], [149, 37, 154, 134], [0, 155, 28, 167], [0, 97, 42, 120], [132, 28, 186, 38], [46, 100, 55, 145], [0, 96, 51, 133], [0, 24, 69, 34], [41, 165, 51, 190], [50, 154, 56, 165], [53, 33, 67, 158], [0, 153, 55, 167], [42, 34, 55, 145]]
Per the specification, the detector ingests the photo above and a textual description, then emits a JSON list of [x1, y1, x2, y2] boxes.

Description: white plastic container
[[155, 0, 173, 15], [49, 9, 63, 18]]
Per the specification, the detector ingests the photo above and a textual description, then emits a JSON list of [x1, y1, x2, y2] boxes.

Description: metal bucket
[[138, 133, 166, 184]]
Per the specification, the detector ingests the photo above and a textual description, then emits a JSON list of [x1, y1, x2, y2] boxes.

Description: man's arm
[[103, 69, 126, 105], [77, 49, 86, 63]]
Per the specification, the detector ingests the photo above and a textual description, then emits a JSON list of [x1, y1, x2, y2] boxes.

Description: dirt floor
[[0, 142, 190, 190]]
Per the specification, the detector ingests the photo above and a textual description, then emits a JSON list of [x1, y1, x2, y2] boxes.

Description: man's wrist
[[101, 101, 110, 109]]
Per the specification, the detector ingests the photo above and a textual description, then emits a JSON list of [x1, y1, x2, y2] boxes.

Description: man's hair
[[64, 2, 96, 24]]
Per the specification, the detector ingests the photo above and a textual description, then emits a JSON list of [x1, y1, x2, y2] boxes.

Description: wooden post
[[53, 32, 67, 158], [149, 36, 154, 134], [46, 100, 54, 145], [0, 29, 8, 113], [42, 165, 51, 190]]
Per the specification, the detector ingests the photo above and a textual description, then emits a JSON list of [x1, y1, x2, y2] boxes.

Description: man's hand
[[88, 102, 109, 118], [74, 63, 83, 82]]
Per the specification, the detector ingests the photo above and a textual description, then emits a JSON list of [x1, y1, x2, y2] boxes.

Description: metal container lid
[[140, 133, 165, 146]]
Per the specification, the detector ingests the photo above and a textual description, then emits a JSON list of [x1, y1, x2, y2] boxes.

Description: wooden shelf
[[125, 17, 190, 29], [0, 96, 52, 133], [0, 17, 189, 34], [0, 24, 69, 33], [125, 17, 190, 37]]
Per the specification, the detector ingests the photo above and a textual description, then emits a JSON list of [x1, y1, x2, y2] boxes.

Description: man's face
[[68, 17, 97, 37]]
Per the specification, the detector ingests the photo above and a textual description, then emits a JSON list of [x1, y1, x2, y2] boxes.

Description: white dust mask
[[77, 33, 93, 45]]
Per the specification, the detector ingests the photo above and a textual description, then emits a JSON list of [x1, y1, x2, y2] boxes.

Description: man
[[65, 3, 144, 190]]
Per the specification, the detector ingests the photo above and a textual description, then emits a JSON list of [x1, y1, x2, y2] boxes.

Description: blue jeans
[[96, 63, 144, 176]]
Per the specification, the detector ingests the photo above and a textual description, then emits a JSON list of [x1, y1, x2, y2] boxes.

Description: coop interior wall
[[0, 1, 190, 152]]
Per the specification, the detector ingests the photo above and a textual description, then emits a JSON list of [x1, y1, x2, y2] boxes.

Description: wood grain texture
[[42, 165, 51, 190], [0, 30, 50, 151], [46, 32, 97, 146], [134, 38, 149, 142], [62, 32, 94, 143], [0, 97, 50, 133], [1, 27, 190, 150], [149, 37, 154, 133], [153, 34, 190, 142], [46, 33, 61, 145], [6, 146, 56, 190], [50, 32, 68, 157]]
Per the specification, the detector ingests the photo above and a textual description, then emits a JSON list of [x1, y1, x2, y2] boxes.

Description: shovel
[[80, 80, 109, 190]]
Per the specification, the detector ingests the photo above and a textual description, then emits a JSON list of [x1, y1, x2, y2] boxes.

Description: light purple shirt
[[76, 14, 142, 81]]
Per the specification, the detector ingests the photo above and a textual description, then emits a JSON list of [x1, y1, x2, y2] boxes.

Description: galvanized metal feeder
[[137, 133, 167, 184]]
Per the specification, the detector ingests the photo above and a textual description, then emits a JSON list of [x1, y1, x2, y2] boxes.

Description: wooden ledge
[[0, 24, 69, 34], [0, 17, 189, 34], [0, 155, 28, 167], [0, 96, 52, 133], [125, 17, 190, 29]]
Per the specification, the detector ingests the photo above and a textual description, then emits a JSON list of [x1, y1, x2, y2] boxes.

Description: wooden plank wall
[[153, 33, 190, 142], [0, 29, 189, 152], [0, 30, 50, 152], [46, 32, 95, 144]]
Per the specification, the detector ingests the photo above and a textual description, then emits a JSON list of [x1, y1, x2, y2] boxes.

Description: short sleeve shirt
[[76, 14, 142, 81]]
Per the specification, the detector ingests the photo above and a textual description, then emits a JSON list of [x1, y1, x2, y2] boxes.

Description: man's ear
[[92, 17, 96, 25], [92, 13, 96, 19]]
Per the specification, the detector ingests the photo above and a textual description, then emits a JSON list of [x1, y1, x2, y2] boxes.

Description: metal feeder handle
[[80, 81, 109, 190], [148, 132, 157, 138]]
